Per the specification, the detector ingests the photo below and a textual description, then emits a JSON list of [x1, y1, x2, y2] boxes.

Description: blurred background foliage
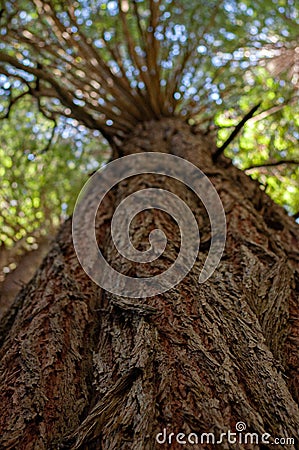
[[0, 93, 108, 283], [215, 70, 299, 215], [0, 0, 298, 302]]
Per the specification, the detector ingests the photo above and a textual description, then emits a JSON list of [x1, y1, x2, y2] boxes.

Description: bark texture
[[0, 236, 51, 318], [0, 118, 298, 450]]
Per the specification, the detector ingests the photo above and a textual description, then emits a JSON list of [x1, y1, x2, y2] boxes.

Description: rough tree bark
[[0, 118, 298, 450]]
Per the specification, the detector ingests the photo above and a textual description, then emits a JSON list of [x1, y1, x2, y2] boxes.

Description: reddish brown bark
[[0, 236, 51, 318], [0, 118, 298, 449]]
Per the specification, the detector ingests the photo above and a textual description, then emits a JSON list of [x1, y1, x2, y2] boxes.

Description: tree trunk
[[0, 236, 52, 318], [0, 118, 298, 450]]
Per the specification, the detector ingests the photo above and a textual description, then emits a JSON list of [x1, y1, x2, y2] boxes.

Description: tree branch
[[245, 159, 299, 171], [212, 102, 262, 162], [247, 96, 298, 124]]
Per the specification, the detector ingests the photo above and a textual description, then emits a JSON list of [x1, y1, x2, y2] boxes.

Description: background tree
[[0, 1, 299, 449]]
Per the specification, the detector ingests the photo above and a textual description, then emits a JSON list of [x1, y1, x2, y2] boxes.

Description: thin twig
[[245, 159, 299, 171], [213, 102, 261, 162], [247, 97, 298, 124]]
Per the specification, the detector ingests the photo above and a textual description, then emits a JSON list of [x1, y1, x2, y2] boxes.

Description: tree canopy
[[1, 1, 298, 130]]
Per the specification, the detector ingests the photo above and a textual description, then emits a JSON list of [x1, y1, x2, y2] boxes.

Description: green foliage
[[215, 68, 299, 214], [0, 96, 108, 252]]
